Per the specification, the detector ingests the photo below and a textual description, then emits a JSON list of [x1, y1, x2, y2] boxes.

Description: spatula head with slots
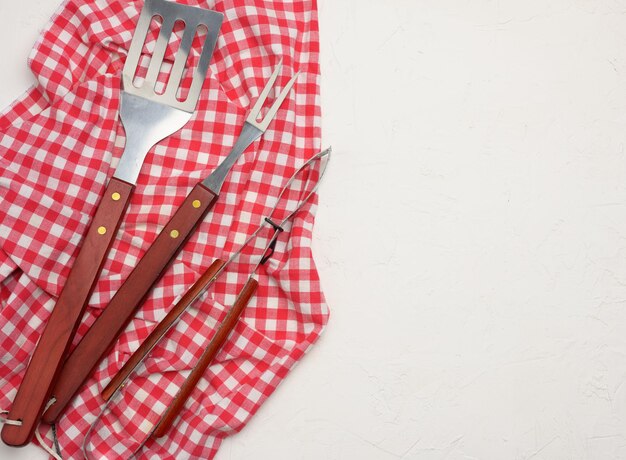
[[114, 0, 223, 185]]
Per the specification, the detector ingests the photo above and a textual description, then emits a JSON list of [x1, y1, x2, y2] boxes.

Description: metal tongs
[[83, 147, 331, 457]]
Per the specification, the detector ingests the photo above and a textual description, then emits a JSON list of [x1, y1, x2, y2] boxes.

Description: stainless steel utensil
[[102, 147, 331, 404]]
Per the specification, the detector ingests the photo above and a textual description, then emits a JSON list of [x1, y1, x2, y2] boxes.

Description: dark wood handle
[[101, 258, 227, 402], [41, 182, 218, 424], [152, 277, 258, 438], [1, 177, 133, 446], [43, 184, 217, 423]]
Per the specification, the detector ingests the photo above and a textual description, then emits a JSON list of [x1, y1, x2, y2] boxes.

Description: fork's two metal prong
[[247, 59, 300, 132], [202, 60, 300, 195]]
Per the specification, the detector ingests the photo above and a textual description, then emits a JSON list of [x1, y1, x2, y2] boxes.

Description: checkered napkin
[[0, 0, 327, 458]]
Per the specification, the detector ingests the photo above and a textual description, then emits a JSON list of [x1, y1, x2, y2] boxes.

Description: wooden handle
[[152, 277, 258, 438], [41, 183, 218, 424], [101, 258, 227, 402], [1, 177, 133, 446]]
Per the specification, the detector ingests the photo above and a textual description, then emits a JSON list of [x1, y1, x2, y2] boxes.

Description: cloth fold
[[0, 0, 327, 458]]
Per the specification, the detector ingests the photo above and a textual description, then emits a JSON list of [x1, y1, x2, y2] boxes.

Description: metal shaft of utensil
[[150, 148, 331, 439], [101, 147, 331, 404], [95, 149, 331, 448], [1, 0, 222, 447], [42, 61, 300, 425]]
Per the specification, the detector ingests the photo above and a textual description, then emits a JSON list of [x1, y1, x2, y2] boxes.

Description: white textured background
[[3, 1, 626, 459]]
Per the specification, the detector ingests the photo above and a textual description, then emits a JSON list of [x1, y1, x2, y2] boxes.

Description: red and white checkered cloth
[[0, 0, 327, 458]]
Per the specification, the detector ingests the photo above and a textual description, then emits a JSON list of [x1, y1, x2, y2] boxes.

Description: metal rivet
[[192, 200, 201, 208], [111, 192, 121, 201], [170, 230, 180, 238], [97, 226, 107, 235]]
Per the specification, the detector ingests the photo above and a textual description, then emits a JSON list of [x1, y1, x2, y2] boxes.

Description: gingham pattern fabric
[[0, 0, 326, 458]]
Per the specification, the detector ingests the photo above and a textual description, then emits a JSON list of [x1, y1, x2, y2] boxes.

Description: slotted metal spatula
[[1, 0, 222, 446]]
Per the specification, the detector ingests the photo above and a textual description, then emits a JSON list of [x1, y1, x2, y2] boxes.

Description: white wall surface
[[3, 1, 626, 459]]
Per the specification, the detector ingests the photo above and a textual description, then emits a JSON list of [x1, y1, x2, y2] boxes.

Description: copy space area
[[2, 1, 626, 459]]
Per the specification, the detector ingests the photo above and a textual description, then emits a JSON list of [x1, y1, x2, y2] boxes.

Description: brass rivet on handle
[[97, 226, 107, 235], [192, 200, 201, 208], [170, 230, 180, 238], [111, 192, 121, 201]]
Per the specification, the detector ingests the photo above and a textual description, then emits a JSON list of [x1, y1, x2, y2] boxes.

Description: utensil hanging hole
[[154, 19, 186, 95], [132, 14, 163, 89], [175, 24, 208, 102]]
